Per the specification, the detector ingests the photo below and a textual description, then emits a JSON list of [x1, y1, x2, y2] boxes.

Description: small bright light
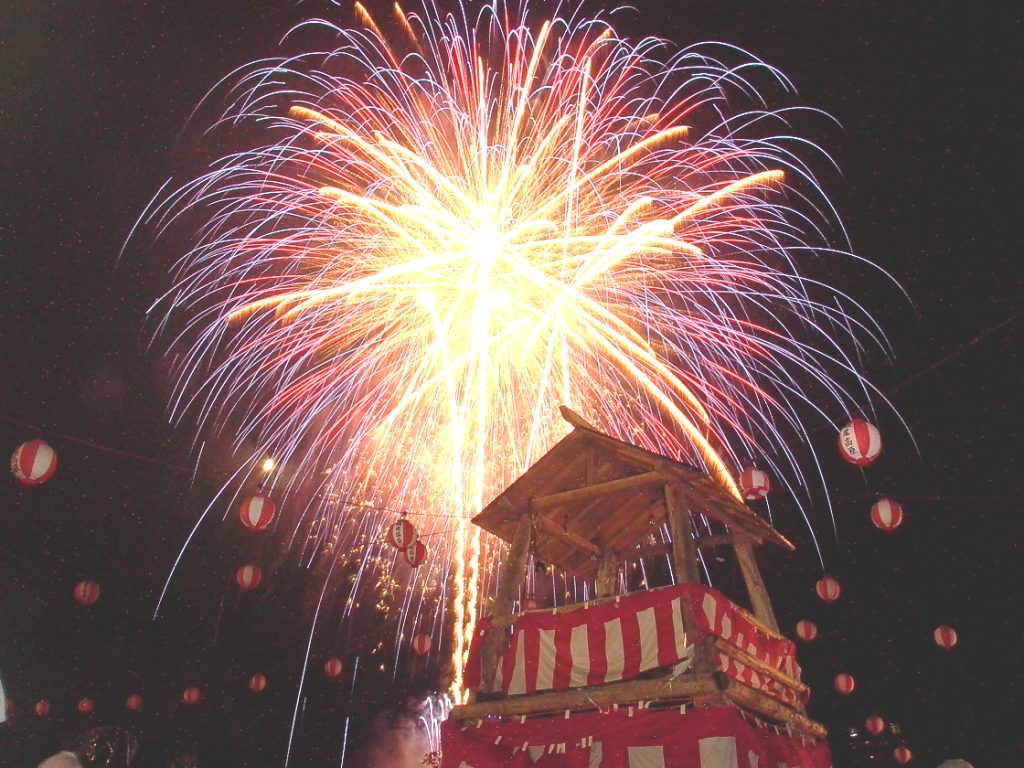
[[262, 458, 275, 472]]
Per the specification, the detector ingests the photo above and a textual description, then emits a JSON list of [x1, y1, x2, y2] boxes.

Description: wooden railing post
[[733, 534, 780, 633]]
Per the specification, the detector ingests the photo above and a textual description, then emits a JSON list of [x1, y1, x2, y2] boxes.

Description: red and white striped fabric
[[870, 498, 903, 531], [236, 564, 262, 591], [837, 419, 882, 467], [11, 439, 57, 485], [239, 494, 276, 531], [738, 466, 770, 500]]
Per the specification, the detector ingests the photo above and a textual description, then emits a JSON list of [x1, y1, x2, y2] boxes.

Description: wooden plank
[[617, 534, 732, 562], [451, 672, 722, 720], [666, 484, 700, 583], [534, 516, 601, 556], [710, 637, 808, 696], [732, 535, 780, 633], [719, 677, 827, 739], [531, 471, 668, 510]]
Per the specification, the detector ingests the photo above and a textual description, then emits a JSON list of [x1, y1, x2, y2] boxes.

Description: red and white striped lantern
[[833, 672, 856, 695], [795, 620, 818, 642], [386, 518, 417, 550], [74, 580, 101, 606], [412, 634, 432, 656], [125, 694, 143, 712], [933, 624, 958, 650], [11, 439, 57, 485], [182, 687, 202, 705], [870, 498, 904, 531], [815, 575, 841, 603], [403, 539, 427, 567], [739, 466, 771, 500], [837, 418, 883, 467], [324, 657, 344, 679], [77, 697, 94, 714], [35, 700, 50, 717], [894, 746, 913, 764], [239, 494, 276, 531], [248, 674, 267, 693], [865, 715, 886, 736], [236, 564, 262, 591]]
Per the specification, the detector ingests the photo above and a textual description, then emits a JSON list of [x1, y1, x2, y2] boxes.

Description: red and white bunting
[[412, 633, 432, 656], [838, 419, 882, 467], [403, 539, 427, 567], [34, 700, 50, 717], [833, 672, 856, 695], [77, 697, 94, 714], [125, 694, 143, 712], [239, 494, 276, 531], [739, 466, 770, 500], [865, 715, 885, 735], [894, 746, 913, 764], [182, 687, 202, 705], [236, 564, 262, 591], [815, 575, 841, 603], [11, 439, 57, 485], [248, 674, 267, 693], [324, 657, 344, 679], [795, 620, 818, 642], [387, 518, 417, 550], [933, 624, 958, 650], [74, 580, 101, 606], [870, 498, 904, 531]]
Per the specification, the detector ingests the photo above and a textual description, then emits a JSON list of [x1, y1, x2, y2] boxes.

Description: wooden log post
[[732, 534, 780, 634], [595, 549, 619, 598], [479, 515, 534, 693], [665, 483, 700, 584]]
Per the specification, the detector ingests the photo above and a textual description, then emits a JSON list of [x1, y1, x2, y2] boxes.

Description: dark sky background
[[0, 1, 1020, 767]]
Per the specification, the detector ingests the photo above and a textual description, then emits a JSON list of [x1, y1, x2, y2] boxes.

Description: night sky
[[0, 1, 1020, 767]]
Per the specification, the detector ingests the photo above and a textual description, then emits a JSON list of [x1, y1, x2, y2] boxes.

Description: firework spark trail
[[146, 1, 894, 701]]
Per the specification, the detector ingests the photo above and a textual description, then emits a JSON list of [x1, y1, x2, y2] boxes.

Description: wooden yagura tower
[[441, 408, 833, 768]]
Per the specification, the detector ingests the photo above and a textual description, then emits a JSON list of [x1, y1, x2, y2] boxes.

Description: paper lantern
[[248, 674, 267, 693], [125, 694, 143, 712], [894, 746, 913, 764], [412, 634, 432, 656], [815, 575, 841, 603], [182, 687, 201, 705], [833, 672, 856, 695], [838, 418, 882, 467], [870, 497, 903, 531], [795, 620, 818, 642], [5, 699, 13, 716], [865, 715, 885, 735], [74, 580, 101, 606], [403, 539, 427, 567], [11, 439, 57, 485], [739, 466, 770, 500], [236, 564, 262, 591], [35, 700, 50, 717], [77, 697, 94, 714], [933, 624, 958, 650], [239, 494, 276, 531], [324, 657, 344, 679], [386, 519, 417, 550]]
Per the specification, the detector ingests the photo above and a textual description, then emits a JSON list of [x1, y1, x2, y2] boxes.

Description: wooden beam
[[719, 677, 827, 740], [480, 516, 534, 693], [710, 637, 808, 696], [617, 534, 733, 562], [534, 516, 601, 556], [531, 471, 668, 511], [665, 484, 700, 583], [732, 535, 780, 633], [451, 671, 722, 720]]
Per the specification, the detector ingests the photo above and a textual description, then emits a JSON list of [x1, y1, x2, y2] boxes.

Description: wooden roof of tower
[[472, 407, 794, 579]]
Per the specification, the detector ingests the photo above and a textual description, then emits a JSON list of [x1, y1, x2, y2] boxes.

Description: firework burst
[[144, 0, 888, 701]]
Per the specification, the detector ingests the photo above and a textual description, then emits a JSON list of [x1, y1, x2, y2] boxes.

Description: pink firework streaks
[[144, 1, 890, 700]]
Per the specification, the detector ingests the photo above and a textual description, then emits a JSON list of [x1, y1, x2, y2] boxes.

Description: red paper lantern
[[403, 539, 427, 567], [870, 497, 903, 531], [795, 620, 818, 642], [11, 439, 57, 485], [236, 564, 262, 591], [125, 694, 143, 712], [35, 700, 50, 717], [386, 519, 417, 550], [239, 494, 276, 531], [5, 699, 14, 716], [739, 466, 770, 500], [865, 715, 885, 735], [248, 674, 267, 693], [77, 697, 94, 714], [833, 672, 856, 695], [933, 624, 958, 650], [838, 418, 882, 467], [894, 746, 913, 764], [182, 687, 202, 705], [412, 634, 432, 656], [324, 657, 344, 679], [815, 575, 841, 603], [74, 580, 101, 606]]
